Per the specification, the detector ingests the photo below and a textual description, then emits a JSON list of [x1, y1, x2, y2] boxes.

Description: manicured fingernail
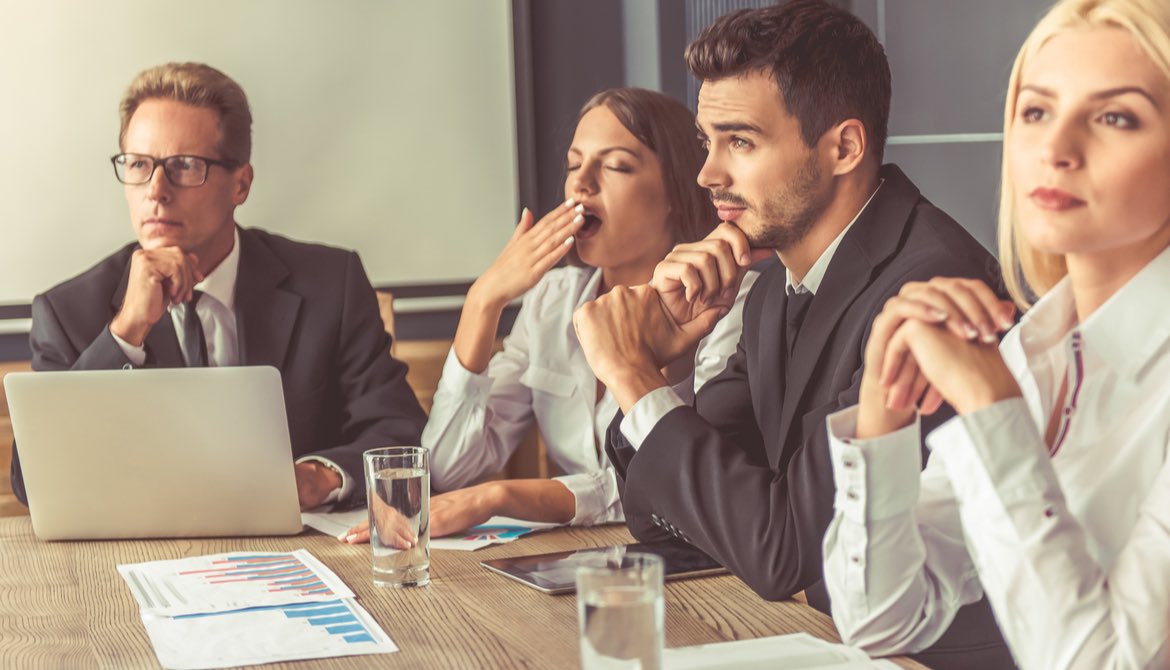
[[344, 534, 355, 543], [575, 203, 585, 214], [962, 324, 979, 339], [521, 206, 530, 219], [564, 197, 576, 208], [980, 328, 997, 344], [563, 235, 575, 246], [929, 309, 948, 321], [573, 214, 584, 224]]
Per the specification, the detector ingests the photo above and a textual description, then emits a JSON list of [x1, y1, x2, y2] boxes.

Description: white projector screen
[[0, 0, 518, 305]]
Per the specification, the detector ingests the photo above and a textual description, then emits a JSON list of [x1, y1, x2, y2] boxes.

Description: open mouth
[[577, 212, 602, 239]]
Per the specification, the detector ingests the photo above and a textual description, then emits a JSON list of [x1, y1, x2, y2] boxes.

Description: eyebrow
[[1020, 84, 1161, 110], [566, 146, 642, 160], [697, 121, 765, 136]]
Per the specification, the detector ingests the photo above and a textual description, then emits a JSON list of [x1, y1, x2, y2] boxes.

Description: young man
[[10, 62, 425, 511], [573, 2, 1012, 668]]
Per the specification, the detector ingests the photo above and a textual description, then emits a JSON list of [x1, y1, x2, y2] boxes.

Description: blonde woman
[[821, 0, 1170, 667]]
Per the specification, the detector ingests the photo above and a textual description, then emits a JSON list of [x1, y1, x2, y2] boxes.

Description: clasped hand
[[572, 223, 772, 410], [856, 276, 1024, 439]]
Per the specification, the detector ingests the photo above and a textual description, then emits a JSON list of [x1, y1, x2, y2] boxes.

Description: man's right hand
[[650, 222, 773, 326], [109, 247, 203, 346]]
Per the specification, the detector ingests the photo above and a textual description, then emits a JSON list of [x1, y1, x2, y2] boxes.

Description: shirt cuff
[[295, 456, 354, 504], [925, 397, 1048, 507], [554, 469, 620, 526], [826, 405, 923, 522], [619, 386, 685, 450], [109, 326, 146, 366]]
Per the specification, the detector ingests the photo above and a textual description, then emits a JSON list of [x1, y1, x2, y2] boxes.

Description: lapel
[[233, 228, 302, 368], [774, 165, 921, 458], [109, 251, 185, 367]]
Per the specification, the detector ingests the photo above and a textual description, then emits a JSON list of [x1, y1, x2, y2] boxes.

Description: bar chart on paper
[[118, 549, 354, 617], [141, 599, 398, 670]]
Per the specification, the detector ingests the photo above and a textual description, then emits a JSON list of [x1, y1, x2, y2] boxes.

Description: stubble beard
[[746, 154, 831, 251]]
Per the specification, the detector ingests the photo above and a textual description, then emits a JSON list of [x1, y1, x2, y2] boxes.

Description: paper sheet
[[301, 509, 558, 551], [663, 633, 899, 669], [118, 549, 354, 617], [140, 597, 397, 670]]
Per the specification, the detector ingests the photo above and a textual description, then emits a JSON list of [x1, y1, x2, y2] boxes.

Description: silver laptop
[[5, 366, 303, 540]]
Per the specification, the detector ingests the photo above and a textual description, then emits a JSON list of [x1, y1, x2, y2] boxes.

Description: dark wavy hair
[[686, 0, 891, 162]]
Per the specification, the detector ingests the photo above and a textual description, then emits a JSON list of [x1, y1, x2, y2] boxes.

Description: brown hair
[[686, 0, 891, 162], [119, 62, 253, 163], [575, 87, 716, 247]]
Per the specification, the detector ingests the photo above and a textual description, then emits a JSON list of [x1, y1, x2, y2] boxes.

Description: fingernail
[[575, 203, 585, 214], [521, 206, 530, 219], [573, 213, 584, 224], [564, 197, 576, 208], [344, 534, 355, 543], [929, 308, 948, 321], [563, 235, 575, 246], [980, 328, 997, 344], [962, 324, 979, 339], [739, 253, 750, 265]]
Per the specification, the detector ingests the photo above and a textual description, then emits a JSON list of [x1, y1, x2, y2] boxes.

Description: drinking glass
[[363, 446, 430, 587], [576, 551, 664, 669]]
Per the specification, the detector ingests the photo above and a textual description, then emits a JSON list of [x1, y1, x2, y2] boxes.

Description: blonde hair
[[118, 62, 252, 163], [999, 0, 1170, 308]]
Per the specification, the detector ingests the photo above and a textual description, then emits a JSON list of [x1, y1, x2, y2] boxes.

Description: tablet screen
[[480, 539, 726, 594]]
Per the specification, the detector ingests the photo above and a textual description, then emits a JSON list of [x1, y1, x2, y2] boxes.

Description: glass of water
[[363, 446, 430, 588], [576, 551, 664, 670]]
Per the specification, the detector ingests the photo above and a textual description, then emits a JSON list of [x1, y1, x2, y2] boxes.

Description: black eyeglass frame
[[110, 152, 242, 187]]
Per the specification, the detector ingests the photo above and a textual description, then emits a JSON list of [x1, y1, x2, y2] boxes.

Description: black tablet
[[480, 539, 727, 594]]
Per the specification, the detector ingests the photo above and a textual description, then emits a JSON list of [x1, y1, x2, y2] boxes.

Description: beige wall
[[0, 0, 518, 304]]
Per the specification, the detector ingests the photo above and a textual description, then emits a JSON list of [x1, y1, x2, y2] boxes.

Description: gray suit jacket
[[10, 227, 426, 506]]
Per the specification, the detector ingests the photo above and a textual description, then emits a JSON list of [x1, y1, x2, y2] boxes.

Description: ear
[[824, 119, 868, 177], [232, 163, 254, 206]]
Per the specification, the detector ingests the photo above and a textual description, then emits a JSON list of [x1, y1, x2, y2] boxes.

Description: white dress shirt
[[110, 228, 352, 502], [620, 180, 881, 448], [823, 244, 1170, 669], [422, 265, 752, 526]]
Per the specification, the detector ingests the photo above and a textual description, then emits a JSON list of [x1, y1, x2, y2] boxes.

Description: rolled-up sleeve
[[555, 466, 623, 526]]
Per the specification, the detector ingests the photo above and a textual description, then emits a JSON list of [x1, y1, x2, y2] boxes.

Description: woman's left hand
[[430, 483, 502, 538]]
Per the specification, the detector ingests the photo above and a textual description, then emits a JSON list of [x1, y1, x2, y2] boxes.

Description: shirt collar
[[577, 267, 605, 309], [1018, 242, 1170, 381], [194, 227, 241, 311], [786, 179, 884, 295]]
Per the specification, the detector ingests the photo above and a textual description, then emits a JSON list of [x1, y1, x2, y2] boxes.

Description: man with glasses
[[10, 62, 426, 512]]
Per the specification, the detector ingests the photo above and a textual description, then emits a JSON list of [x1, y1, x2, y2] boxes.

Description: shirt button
[[843, 460, 856, 469], [846, 490, 859, 501], [850, 555, 862, 565], [1043, 507, 1055, 519]]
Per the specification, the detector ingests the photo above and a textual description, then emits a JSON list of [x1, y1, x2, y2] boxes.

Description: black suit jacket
[[607, 166, 1015, 669], [10, 227, 427, 506]]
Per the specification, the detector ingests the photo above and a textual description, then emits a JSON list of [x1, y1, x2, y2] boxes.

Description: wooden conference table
[[0, 517, 924, 669]]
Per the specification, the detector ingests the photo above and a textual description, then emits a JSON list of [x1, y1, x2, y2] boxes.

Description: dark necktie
[[183, 290, 209, 367], [785, 289, 814, 359]]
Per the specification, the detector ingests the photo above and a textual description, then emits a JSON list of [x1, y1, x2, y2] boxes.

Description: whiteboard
[[0, 0, 518, 304]]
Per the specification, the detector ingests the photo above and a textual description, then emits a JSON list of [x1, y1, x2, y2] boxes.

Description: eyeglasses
[[110, 153, 240, 187]]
